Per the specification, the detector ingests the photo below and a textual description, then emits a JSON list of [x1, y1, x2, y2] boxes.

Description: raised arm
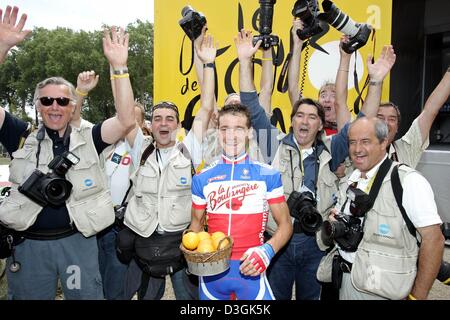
[[101, 26, 135, 145], [71, 70, 99, 128], [193, 25, 207, 89], [417, 67, 450, 142], [237, 30, 278, 162], [258, 48, 274, 116], [287, 18, 304, 107], [0, 5, 31, 129], [237, 29, 260, 93], [334, 36, 352, 130], [191, 33, 217, 143], [360, 45, 396, 117]]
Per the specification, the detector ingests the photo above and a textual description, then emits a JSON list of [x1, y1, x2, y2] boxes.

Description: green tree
[[0, 21, 153, 124]]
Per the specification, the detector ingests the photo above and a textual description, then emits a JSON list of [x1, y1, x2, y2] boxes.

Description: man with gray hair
[[0, 6, 135, 299], [322, 116, 444, 300]]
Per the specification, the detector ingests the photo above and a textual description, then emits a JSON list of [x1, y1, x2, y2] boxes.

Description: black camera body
[[341, 23, 372, 54], [287, 190, 323, 235], [347, 185, 372, 218], [322, 213, 364, 252], [178, 5, 207, 41], [320, 0, 372, 54], [252, 0, 279, 50], [292, 0, 323, 40], [252, 34, 280, 50], [18, 151, 80, 207]]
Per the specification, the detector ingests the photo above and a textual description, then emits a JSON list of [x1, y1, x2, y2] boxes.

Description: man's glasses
[[152, 101, 179, 114], [38, 97, 72, 107]]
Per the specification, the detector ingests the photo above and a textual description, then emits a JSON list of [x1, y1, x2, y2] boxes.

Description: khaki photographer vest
[[0, 124, 115, 237], [124, 139, 192, 238], [350, 164, 419, 300], [268, 134, 339, 251]]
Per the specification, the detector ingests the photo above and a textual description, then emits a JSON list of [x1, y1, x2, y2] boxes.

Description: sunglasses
[[152, 101, 179, 114], [38, 97, 72, 107]]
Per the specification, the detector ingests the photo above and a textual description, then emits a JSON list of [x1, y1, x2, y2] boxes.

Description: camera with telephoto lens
[[178, 5, 207, 41], [292, 0, 323, 40], [320, 0, 372, 54], [287, 191, 323, 235], [18, 151, 80, 207], [252, 0, 279, 50], [321, 212, 364, 252]]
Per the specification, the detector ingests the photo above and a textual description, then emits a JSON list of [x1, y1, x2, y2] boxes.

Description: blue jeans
[[7, 232, 103, 300], [97, 226, 128, 300], [267, 233, 324, 300]]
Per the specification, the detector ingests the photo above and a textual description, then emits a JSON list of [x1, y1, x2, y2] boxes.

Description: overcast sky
[[3, 0, 154, 31]]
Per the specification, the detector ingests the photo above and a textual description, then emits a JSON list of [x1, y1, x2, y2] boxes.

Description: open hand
[[367, 45, 396, 82], [103, 26, 129, 69], [234, 29, 261, 62], [0, 6, 31, 53]]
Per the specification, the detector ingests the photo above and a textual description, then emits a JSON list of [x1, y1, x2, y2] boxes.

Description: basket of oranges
[[180, 229, 233, 276]]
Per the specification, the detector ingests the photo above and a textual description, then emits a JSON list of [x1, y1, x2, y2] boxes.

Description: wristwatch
[[369, 80, 382, 86], [203, 63, 215, 69], [112, 67, 129, 75]]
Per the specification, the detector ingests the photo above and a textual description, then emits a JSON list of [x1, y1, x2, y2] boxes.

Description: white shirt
[[338, 155, 441, 263], [105, 128, 144, 206]]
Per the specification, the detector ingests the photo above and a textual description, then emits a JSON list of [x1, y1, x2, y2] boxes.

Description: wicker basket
[[180, 230, 233, 276]]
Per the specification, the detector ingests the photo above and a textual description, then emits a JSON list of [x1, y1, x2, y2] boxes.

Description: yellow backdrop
[[154, 0, 392, 130]]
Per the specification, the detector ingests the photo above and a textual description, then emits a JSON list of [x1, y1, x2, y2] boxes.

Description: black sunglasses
[[38, 97, 72, 107], [152, 101, 179, 114]]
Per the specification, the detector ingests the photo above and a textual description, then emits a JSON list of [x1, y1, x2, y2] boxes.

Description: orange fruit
[[211, 231, 229, 250], [182, 232, 199, 250], [197, 231, 211, 242], [196, 238, 215, 253]]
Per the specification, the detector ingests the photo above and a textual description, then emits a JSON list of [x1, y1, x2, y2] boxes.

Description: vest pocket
[[167, 195, 191, 229], [0, 188, 42, 231], [364, 207, 405, 249], [165, 163, 191, 194], [67, 160, 106, 201], [124, 195, 157, 237], [69, 192, 115, 237], [137, 166, 158, 194], [9, 148, 35, 184], [351, 248, 417, 300]]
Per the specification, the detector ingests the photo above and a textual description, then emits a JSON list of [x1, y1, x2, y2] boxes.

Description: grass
[[0, 260, 6, 299]]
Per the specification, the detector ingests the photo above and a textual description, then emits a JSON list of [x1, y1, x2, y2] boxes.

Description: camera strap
[[352, 29, 376, 114], [288, 142, 319, 199], [34, 126, 46, 168], [34, 125, 72, 169], [340, 157, 392, 219], [390, 164, 420, 246]]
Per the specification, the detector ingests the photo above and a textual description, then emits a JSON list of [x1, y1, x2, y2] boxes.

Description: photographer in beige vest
[[322, 117, 444, 300], [0, 6, 136, 299]]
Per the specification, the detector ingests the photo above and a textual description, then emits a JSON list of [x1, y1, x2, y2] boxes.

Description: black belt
[[23, 226, 78, 240]]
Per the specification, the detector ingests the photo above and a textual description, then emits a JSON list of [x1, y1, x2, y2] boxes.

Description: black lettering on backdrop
[[182, 94, 201, 131], [181, 78, 199, 95], [175, 2, 359, 132]]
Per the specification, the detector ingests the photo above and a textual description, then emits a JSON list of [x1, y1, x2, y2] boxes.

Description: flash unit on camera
[[65, 151, 80, 165]]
